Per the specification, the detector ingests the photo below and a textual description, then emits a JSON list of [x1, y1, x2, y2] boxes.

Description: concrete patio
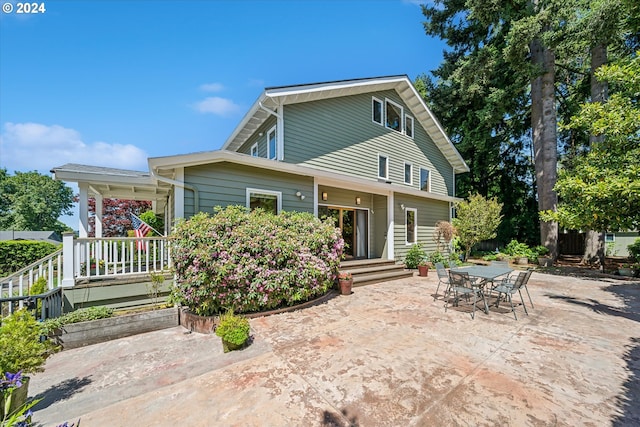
[[29, 271, 639, 426]]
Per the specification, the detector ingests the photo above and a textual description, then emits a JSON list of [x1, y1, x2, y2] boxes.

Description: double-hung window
[[246, 188, 281, 215], [404, 162, 413, 185], [267, 126, 277, 160], [378, 154, 389, 180], [420, 168, 430, 192], [406, 208, 417, 245]]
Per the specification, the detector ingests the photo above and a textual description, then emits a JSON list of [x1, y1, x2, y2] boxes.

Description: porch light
[[322, 192, 328, 201], [355, 197, 361, 205]]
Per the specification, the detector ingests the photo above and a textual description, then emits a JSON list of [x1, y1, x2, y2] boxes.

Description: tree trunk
[[531, 36, 558, 259], [582, 44, 608, 269]]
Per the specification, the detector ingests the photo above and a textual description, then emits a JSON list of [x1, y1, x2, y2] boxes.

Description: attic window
[[385, 99, 403, 132], [372, 97, 383, 125], [267, 126, 277, 160], [405, 115, 414, 138]]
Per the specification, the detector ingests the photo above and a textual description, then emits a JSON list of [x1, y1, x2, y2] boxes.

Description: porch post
[[94, 193, 103, 238], [313, 177, 318, 217], [78, 183, 89, 238], [387, 191, 395, 261], [61, 232, 75, 287]]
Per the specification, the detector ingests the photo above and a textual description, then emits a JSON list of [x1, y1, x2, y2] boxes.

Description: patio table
[[451, 265, 513, 282]]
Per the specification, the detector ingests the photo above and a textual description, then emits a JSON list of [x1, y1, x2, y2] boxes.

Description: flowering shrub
[[171, 206, 344, 315]]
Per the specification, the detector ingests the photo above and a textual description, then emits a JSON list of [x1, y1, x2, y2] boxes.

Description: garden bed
[[49, 306, 179, 349]]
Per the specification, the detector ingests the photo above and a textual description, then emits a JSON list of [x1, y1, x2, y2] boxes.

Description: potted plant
[[534, 245, 552, 267], [0, 309, 56, 415], [618, 263, 636, 277], [405, 244, 427, 270], [505, 240, 532, 265], [338, 271, 353, 295], [215, 310, 250, 353], [417, 260, 430, 277]]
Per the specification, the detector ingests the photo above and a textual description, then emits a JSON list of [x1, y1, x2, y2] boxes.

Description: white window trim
[[378, 154, 389, 180], [404, 162, 413, 185], [250, 142, 259, 157], [405, 114, 414, 138], [267, 125, 277, 160], [246, 188, 282, 214], [605, 233, 615, 243], [372, 96, 383, 125], [420, 167, 431, 192], [406, 207, 417, 245], [385, 98, 404, 133]]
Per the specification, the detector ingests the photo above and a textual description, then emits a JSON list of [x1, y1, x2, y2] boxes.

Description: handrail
[[0, 247, 63, 283]]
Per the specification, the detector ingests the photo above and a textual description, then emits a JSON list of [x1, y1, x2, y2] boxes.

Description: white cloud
[[192, 97, 241, 116], [0, 122, 149, 173], [199, 82, 225, 92]]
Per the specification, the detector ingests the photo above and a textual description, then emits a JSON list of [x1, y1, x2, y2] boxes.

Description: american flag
[[131, 213, 152, 239]]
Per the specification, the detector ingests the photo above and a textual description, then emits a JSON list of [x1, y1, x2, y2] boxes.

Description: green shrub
[[0, 241, 59, 277], [170, 206, 344, 316], [504, 240, 535, 259], [0, 310, 56, 374], [404, 244, 427, 269], [628, 238, 640, 262], [215, 310, 250, 348], [533, 245, 550, 257], [43, 306, 114, 333]]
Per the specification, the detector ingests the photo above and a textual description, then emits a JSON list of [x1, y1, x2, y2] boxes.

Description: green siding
[[237, 116, 277, 158], [183, 162, 314, 217], [283, 90, 454, 196], [610, 232, 639, 257], [372, 194, 388, 259], [393, 194, 450, 260]]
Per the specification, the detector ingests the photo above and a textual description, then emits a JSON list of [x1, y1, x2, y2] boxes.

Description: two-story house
[[52, 75, 469, 261]]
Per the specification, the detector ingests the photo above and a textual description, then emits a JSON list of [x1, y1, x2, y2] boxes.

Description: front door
[[319, 206, 368, 259]]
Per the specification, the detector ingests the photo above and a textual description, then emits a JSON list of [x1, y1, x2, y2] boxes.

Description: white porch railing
[[0, 248, 63, 314], [1, 233, 172, 317]]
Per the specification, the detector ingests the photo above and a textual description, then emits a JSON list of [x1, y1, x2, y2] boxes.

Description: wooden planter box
[[49, 307, 179, 350]]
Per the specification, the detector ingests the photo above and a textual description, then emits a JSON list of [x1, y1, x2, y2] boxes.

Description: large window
[[404, 162, 413, 185], [420, 168, 430, 192], [385, 99, 403, 132], [267, 126, 277, 160], [246, 188, 281, 215], [406, 208, 417, 245], [378, 154, 389, 179], [372, 97, 383, 125]]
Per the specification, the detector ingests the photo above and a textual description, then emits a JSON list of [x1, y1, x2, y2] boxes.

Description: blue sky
[[0, 0, 446, 225]]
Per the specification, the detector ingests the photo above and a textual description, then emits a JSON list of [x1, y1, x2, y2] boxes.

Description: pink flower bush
[[170, 206, 344, 315]]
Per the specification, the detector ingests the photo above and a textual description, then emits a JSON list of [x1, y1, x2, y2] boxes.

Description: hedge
[[0, 241, 60, 277]]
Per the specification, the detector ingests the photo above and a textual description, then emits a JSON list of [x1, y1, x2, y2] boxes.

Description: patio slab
[[28, 271, 640, 426]]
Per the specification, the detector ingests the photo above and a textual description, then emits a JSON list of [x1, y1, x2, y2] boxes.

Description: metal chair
[[434, 262, 450, 301], [446, 271, 489, 319], [491, 271, 529, 320]]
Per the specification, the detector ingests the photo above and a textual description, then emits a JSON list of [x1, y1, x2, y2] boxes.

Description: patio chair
[[445, 271, 489, 319], [434, 262, 450, 301], [491, 271, 529, 320]]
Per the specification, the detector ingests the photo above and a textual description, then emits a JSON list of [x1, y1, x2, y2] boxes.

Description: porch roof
[[51, 163, 172, 209], [220, 75, 469, 174]]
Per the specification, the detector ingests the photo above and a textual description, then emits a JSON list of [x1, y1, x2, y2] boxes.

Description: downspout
[[150, 169, 199, 213]]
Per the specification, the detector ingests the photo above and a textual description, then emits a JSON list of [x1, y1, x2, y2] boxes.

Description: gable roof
[[221, 75, 469, 173]]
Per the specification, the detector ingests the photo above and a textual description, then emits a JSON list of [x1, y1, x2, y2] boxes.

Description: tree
[[88, 198, 152, 237], [542, 54, 640, 266], [0, 170, 74, 233], [452, 194, 504, 260]]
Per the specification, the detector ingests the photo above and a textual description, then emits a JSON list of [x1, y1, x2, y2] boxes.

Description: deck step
[[339, 258, 413, 287]]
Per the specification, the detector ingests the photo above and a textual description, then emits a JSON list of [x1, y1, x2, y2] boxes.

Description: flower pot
[[0, 376, 29, 417], [538, 256, 552, 267], [418, 265, 429, 277], [339, 279, 353, 295], [221, 338, 247, 353], [516, 256, 528, 265]]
